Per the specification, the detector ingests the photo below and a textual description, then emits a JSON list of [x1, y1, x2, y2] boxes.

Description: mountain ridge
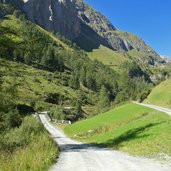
[[0, 0, 162, 65]]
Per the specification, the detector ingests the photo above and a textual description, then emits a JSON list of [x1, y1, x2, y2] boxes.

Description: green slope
[[88, 45, 130, 71], [0, 58, 77, 110], [65, 103, 171, 157], [144, 78, 171, 108], [0, 13, 156, 116], [0, 15, 70, 49], [0, 59, 76, 102], [0, 14, 99, 117]]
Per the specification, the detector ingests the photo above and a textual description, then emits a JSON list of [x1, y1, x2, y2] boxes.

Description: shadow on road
[[59, 143, 107, 153]]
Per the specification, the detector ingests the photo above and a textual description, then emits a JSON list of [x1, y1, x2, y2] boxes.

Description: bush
[[2, 116, 44, 152], [0, 116, 58, 171], [5, 109, 22, 130], [49, 106, 65, 120]]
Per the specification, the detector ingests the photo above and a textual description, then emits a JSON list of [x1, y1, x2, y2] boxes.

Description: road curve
[[135, 102, 171, 117], [39, 114, 171, 171]]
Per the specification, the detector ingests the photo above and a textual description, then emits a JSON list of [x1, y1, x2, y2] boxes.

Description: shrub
[[0, 116, 58, 171]]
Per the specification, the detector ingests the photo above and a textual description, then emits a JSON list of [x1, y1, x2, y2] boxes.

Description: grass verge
[[0, 116, 58, 171]]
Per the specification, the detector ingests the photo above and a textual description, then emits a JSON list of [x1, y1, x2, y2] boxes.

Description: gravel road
[[135, 102, 171, 117], [39, 114, 171, 171]]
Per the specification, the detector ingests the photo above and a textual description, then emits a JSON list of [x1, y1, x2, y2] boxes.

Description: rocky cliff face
[[22, 0, 80, 40], [75, 0, 159, 58], [0, 0, 80, 40]]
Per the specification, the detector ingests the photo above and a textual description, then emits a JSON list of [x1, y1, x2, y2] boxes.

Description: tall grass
[[0, 116, 58, 171]]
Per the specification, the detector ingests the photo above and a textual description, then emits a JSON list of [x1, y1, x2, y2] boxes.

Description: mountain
[[75, 0, 162, 66], [0, 0, 169, 113], [0, 0, 80, 39], [160, 55, 171, 63], [75, 0, 155, 53], [0, 0, 162, 65]]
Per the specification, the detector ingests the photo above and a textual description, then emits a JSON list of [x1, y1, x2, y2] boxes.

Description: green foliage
[[122, 61, 149, 80], [45, 93, 61, 105], [24, 51, 32, 65], [0, 116, 58, 171], [88, 45, 130, 70], [2, 117, 44, 152], [0, 3, 15, 17], [69, 74, 80, 89], [13, 10, 22, 18], [5, 109, 22, 130], [49, 106, 65, 120], [0, 12, 154, 120], [74, 101, 83, 118], [0, 24, 17, 58], [97, 86, 110, 112], [0, 78, 22, 132]]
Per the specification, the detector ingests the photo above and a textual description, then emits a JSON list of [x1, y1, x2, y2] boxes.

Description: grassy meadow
[[88, 45, 130, 71], [144, 78, 171, 108], [65, 103, 171, 157], [0, 58, 77, 111]]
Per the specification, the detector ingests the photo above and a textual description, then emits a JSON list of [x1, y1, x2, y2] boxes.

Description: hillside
[[0, 11, 156, 112], [144, 78, 171, 108], [75, 0, 162, 66], [87, 45, 130, 71], [65, 103, 171, 158]]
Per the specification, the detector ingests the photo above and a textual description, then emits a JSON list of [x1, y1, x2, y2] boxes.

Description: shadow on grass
[[100, 121, 166, 149], [57, 122, 166, 153]]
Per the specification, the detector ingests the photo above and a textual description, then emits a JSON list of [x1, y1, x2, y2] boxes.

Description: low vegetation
[[88, 45, 130, 71], [0, 116, 58, 171], [65, 103, 171, 157], [0, 73, 58, 171], [144, 78, 171, 108]]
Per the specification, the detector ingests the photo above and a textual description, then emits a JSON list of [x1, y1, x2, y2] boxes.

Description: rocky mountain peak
[[23, 0, 80, 39], [76, 0, 116, 33]]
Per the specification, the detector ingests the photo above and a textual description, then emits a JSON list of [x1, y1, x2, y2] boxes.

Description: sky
[[84, 0, 171, 57]]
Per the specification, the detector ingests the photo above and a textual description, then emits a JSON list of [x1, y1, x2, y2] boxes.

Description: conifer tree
[[98, 85, 110, 111]]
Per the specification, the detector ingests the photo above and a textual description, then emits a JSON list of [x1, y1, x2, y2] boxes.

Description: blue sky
[[84, 0, 171, 57]]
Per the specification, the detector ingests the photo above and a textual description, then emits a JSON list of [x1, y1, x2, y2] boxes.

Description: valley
[[0, 0, 171, 170]]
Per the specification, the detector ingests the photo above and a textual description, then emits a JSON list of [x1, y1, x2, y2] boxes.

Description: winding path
[[39, 114, 171, 171], [135, 102, 171, 117]]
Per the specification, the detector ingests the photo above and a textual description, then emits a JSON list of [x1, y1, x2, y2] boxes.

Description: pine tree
[[24, 51, 32, 64], [98, 85, 110, 111], [74, 101, 82, 117], [80, 66, 86, 86], [86, 71, 96, 91], [69, 74, 80, 89]]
